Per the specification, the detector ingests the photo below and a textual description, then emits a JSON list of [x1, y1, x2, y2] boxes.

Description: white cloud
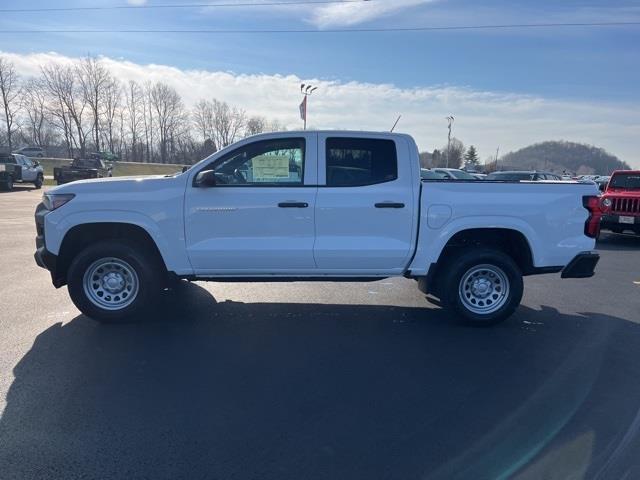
[[126, 0, 147, 5], [2, 50, 638, 167], [309, 0, 435, 28]]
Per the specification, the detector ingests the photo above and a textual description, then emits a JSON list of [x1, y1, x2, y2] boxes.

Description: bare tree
[[100, 77, 121, 153], [124, 80, 143, 161], [41, 63, 90, 157], [437, 138, 464, 168], [245, 116, 266, 137], [211, 99, 246, 149], [150, 82, 185, 163], [78, 56, 110, 152], [193, 99, 215, 145], [0, 57, 21, 151], [142, 81, 154, 162], [21, 78, 56, 148]]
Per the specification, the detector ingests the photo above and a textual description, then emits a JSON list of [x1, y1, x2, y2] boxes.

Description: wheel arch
[[56, 222, 168, 287], [419, 227, 537, 296]]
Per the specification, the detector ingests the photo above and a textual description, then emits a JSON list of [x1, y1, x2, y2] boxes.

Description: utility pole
[[446, 116, 454, 168], [495, 146, 500, 170], [299, 83, 317, 130]]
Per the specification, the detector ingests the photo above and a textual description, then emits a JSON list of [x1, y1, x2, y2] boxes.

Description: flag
[[299, 95, 307, 122]]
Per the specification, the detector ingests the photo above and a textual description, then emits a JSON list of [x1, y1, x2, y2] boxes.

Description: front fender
[[44, 210, 192, 275]]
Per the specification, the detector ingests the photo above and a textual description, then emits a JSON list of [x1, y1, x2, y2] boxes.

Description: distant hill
[[499, 141, 630, 175]]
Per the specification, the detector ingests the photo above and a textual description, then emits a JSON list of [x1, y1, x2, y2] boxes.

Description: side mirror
[[182, 165, 189, 173], [33, 160, 40, 167], [194, 169, 217, 188]]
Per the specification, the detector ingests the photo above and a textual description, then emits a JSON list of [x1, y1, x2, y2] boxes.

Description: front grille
[[611, 197, 640, 214]]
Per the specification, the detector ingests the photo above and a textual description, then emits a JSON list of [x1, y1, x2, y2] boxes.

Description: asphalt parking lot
[[1, 185, 640, 480]]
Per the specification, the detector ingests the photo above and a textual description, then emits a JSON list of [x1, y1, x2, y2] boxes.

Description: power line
[[0, 0, 369, 13], [0, 22, 638, 33]]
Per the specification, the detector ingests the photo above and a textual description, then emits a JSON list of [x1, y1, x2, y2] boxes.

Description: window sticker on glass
[[252, 155, 291, 182]]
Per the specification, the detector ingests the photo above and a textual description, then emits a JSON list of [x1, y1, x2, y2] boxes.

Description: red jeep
[[600, 170, 640, 235]]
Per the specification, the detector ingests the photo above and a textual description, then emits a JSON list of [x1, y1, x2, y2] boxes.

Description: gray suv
[[13, 146, 45, 158]]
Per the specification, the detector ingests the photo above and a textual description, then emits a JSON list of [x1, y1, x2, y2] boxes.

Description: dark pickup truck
[[53, 157, 113, 185]]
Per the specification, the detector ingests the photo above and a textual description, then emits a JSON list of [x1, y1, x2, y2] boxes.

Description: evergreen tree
[[464, 145, 480, 168]]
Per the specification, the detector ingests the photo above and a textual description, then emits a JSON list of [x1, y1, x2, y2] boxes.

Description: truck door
[[17, 155, 37, 181], [314, 134, 416, 273], [185, 134, 318, 275]]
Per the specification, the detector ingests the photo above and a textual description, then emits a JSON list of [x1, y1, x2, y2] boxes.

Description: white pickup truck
[[34, 131, 601, 325]]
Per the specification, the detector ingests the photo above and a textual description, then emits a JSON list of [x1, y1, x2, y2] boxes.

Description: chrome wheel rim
[[83, 258, 139, 310], [459, 264, 510, 315]]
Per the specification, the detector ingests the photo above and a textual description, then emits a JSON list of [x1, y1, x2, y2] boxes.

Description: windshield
[[448, 169, 477, 180], [609, 173, 640, 189], [72, 158, 105, 169], [486, 172, 533, 181], [421, 169, 448, 179]]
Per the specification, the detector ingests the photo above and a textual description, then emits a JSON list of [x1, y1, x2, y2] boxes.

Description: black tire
[[2, 176, 13, 191], [67, 241, 163, 323], [34, 173, 43, 189], [439, 248, 523, 326]]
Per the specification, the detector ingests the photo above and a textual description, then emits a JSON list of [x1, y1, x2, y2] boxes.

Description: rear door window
[[326, 138, 397, 187]]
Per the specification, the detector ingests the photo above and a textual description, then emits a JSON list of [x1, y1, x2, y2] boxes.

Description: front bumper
[[34, 202, 64, 288], [601, 214, 640, 233], [561, 252, 600, 279]]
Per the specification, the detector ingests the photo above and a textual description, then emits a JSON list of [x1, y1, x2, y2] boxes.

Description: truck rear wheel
[[440, 248, 523, 326], [67, 241, 162, 323]]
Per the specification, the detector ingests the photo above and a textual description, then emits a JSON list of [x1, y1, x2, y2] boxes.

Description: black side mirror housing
[[194, 169, 217, 188], [182, 166, 188, 173]]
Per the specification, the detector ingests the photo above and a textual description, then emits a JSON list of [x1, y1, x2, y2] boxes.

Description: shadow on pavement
[[0, 185, 39, 194], [597, 232, 640, 251], [1, 282, 639, 480]]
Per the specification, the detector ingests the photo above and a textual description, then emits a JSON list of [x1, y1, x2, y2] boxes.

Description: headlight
[[601, 198, 612, 209], [43, 193, 75, 211]]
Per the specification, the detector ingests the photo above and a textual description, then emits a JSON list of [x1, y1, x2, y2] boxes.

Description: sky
[[0, 0, 639, 166]]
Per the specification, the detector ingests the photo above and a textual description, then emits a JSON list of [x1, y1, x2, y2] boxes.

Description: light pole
[[300, 83, 317, 130], [446, 116, 454, 168]]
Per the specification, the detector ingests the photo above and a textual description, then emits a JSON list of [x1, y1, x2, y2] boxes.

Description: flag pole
[[300, 84, 317, 130]]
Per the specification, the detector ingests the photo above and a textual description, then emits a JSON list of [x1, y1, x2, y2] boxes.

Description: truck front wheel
[[67, 241, 162, 323], [34, 173, 43, 189], [440, 248, 523, 326], [2, 176, 13, 191]]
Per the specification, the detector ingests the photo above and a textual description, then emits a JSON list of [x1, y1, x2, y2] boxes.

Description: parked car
[[430, 168, 478, 180], [595, 176, 610, 192], [53, 157, 113, 185], [35, 131, 600, 325], [0, 153, 44, 190], [13, 146, 46, 158], [91, 151, 119, 162], [485, 171, 562, 181], [420, 168, 448, 180], [599, 170, 640, 235]]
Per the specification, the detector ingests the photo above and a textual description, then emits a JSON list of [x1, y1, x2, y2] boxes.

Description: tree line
[[419, 138, 481, 170], [0, 55, 283, 164]]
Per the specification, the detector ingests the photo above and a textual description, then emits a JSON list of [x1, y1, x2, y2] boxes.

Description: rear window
[[610, 173, 640, 189], [326, 138, 397, 187], [0, 156, 17, 164]]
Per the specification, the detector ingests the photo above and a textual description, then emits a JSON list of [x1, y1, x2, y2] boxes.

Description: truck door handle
[[375, 202, 405, 209], [278, 202, 309, 208]]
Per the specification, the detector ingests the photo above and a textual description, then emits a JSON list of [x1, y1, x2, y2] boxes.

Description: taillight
[[583, 195, 602, 238]]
